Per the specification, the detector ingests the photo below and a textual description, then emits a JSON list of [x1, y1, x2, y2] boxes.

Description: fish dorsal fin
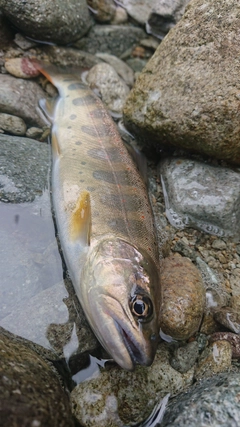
[[69, 190, 91, 245]]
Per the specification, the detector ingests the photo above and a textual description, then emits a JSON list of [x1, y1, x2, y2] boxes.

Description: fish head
[[80, 237, 161, 370]]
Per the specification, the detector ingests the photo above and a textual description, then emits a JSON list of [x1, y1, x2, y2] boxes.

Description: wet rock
[[87, 0, 116, 23], [146, 0, 191, 39], [159, 157, 240, 239], [26, 127, 44, 139], [0, 134, 49, 203], [111, 6, 128, 25], [0, 112, 26, 136], [74, 25, 145, 56], [86, 62, 129, 115], [71, 342, 194, 427], [195, 340, 232, 381], [4, 57, 40, 79], [161, 371, 240, 426], [170, 341, 199, 373], [213, 306, 240, 334], [0, 0, 92, 45], [126, 57, 147, 73], [0, 74, 46, 127], [96, 52, 134, 86], [13, 32, 37, 50], [42, 45, 102, 69], [160, 254, 205, 340], [210, 332, 240, 359], [0, 330, 75, 427], [123, 0, 240, 164]]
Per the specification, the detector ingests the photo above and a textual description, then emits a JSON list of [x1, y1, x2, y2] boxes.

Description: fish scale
[[37, 63, 161, 370]]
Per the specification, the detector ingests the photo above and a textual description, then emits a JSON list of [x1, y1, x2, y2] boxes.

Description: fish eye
[[130, 294, 153, 321]]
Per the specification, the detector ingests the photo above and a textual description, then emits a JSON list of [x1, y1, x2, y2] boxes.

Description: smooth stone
[[86, 62, 130, 115], [213, 306, 240, 334], [170, 341, 199, 374], [0, 74, 46, 127], [96, 52, 134, 86], [123, 0, 240, 164], [0, 112, 26, 135], [110, 6, 128, 24], [194, 340, 232, 381], [26, 127, 43, 139], [161, 371, 240, 426], [0, 330, 75, 426], [0, 134, 49, 203], [160, 254, 205, 340], [71, 342, 194, 427], [210, 332, 240, 359], [87, 0, 116, 23], [4, 57, 40, 79], [0, 0, 92, 45], [74, 25, 146, 56], [159, 157, 240, 239]]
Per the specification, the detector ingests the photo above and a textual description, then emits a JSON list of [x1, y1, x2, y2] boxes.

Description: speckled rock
[[0, 0, 92, 45], [0, 74, 46, 127], [160, 371, 240, 426], [41, 45, 102, 69], [0, 330, 75, 426], [96, 53, 134, 86], [0, 112, 26, 135], [213, 306, 240, 334], [87, 0, 116, 22], [210, 332, 240, 359], [195, 340, 232, 381], [159, 157, 240, 238], [160, 254, 205, 340], [71, 342, 194, 427], [170, 341, 199, 373], [74, 25, 146, 56], [86, 62, 130, 115], [26, 127, 44, 139], [4, 57, 40, 79], [123, 0, 240, 164]]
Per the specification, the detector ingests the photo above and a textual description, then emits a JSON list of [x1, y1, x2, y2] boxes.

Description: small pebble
[[213, 306, 240, 334], [195, 340, 232, 381], [4, 57, 40, 79], [170, 341, 199, 373], [211, 239, 227, 250], [210, 332, 240, 358], [26, 127, 44, 139], [0, 112, 26, 136]]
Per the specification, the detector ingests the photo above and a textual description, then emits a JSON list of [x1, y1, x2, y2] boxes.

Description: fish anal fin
[[70, 190, 91, 245]]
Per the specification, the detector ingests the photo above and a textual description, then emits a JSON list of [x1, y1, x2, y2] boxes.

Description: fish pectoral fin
[[39, 97, 56, 123], [69, 190, 91, 245]]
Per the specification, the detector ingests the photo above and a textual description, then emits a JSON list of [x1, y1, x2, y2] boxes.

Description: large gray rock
[[160, 371, 240, 426], [123, 0, 240, 164], [0, 0, 92, 44]]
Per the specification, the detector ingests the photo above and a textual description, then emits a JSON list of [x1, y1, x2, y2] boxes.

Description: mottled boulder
[[0, 329, 75, 426], [123, 0, 240, 164], [0, 0, 92, 45]]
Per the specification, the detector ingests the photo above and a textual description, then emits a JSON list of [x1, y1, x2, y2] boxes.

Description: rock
[[0, 330, 75, 426], [0, 0, 92, 45], [111, 6, 128, 25], [74, 25, 146, 56], [96, 52, 134, 86], [0, 112, 26, 135], [4, 57, 40, 79], [0, 74, 46, 127], [170, 341, 199, 373], [194, 340, 232, 381], [87, 0, 116, 23], [42, 45, 102, 69], [159, 157, 240, 238], [71, 342, 194, 427], [213, 306, 240, 334], [161, 371, 240, 426], [146, 0, 191, 39], [160, 254, 205, 340], [0, 134, 49, 203], [26, 127, 44, 139], [210, 332, 240, 359], [211, 238, 227, 250], [123, 0, 240, 164], [86, 62, 130, 115], [13, 32, 37, 50]]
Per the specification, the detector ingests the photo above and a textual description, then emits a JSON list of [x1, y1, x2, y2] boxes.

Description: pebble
[[87, 0, 116, 23], [210, 332, 240, 359], [0, 112, 26, 136], [110, 6, 128, 24], [194, 340, 232, 381], [26, 127, 44, 139], [71, 342, 194, 427], [213, 306, 240, 334], [13, 33, 37, 50], [96, 52, 134, 86], [4, 57, 40, 79], [86, 62, 129, 115], [160, 254, 205, 340], [169, 341, 199, 374]]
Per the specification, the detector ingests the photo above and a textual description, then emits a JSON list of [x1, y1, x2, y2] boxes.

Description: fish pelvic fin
[[69, 190, 91, 245]]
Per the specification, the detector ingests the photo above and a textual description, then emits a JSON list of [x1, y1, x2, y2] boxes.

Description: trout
[[36, 62, 161, 370]]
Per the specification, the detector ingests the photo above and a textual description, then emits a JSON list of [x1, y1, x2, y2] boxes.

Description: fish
[[35, 61, 161, 370]]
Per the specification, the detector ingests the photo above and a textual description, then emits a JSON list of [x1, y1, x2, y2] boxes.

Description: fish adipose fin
[[70, 190, 91, 245]]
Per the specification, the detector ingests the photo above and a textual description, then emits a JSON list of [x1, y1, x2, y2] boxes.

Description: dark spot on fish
[[75, 140, 82, 145], [79, 171, 83, 174], [93, 170, 130, 185], [70, 114, 77, 120], [86, 186, 96, 192], [68, 126, 72, 129], [80, 179, 85, 182], [87, 147, 120, 162], [100, 193, 138, 211], [89, 109, 108, 119], [81, 161, 86, 165], [68, 82, 86, 90], [107, 218, 143, 234], [72, 95, 95, 106], [81, 125, 108, 138]]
